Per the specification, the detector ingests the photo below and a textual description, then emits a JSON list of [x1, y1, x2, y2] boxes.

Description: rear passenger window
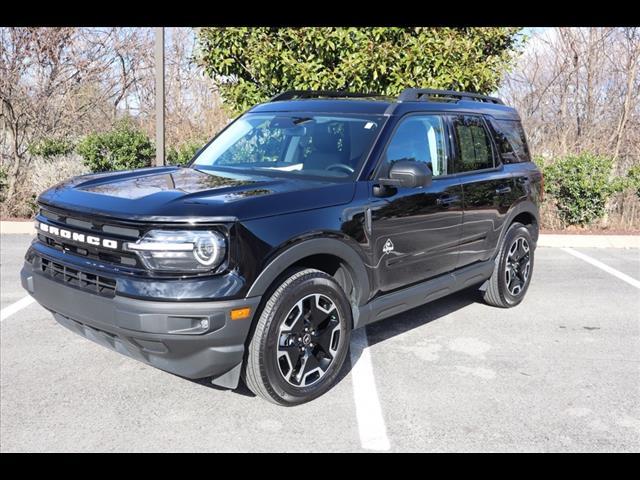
[[489, 119, 531, 163], [452, 115, 494, 172]]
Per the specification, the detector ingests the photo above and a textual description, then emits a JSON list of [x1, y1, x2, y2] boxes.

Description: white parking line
[[562, 247, 640, 289], [0, 295, 35, 322], [349, 328, 391, 451]]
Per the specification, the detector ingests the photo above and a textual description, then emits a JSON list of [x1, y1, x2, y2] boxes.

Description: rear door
[[449, 114, 518, 268]]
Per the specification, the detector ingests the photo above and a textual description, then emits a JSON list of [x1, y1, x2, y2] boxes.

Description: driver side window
[[381, 115, 449, 178]]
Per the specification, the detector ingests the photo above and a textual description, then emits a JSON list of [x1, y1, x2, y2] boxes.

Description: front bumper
[[21, 261, 261, 387]]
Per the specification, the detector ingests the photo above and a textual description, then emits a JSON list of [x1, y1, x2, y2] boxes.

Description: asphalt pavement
[[1, 234, 639, 452]]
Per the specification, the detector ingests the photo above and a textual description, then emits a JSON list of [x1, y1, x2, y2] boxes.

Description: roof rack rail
[[269, 90, 381, 102], [398, 88, 504, 105]]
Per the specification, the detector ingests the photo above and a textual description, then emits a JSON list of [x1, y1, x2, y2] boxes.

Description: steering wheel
[[326, 163, 355, 175]]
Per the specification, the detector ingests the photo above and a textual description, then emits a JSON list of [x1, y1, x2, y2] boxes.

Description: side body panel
[[242, 181, 374, 305], [367, 179, 463, 295], [456, 167, 520, 267]]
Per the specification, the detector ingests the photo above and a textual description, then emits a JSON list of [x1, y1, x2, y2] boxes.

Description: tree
[[499, 28, 640, 173], [0, 27, 154, 212], [499, 28, 640, 229], [196, 27, 523, 114], [164, 28, 228, 155]]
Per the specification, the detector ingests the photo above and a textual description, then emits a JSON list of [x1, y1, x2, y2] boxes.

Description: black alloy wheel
[[276, 293, 342, 387], [243, 268, 351, 405]]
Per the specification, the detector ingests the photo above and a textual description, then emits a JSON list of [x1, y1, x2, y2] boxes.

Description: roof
[[248, 89, 521, 121], [250, 98, 393, 116]]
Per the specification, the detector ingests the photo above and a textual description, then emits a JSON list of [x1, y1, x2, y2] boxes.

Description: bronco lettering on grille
[[37, 222, 119, 249]]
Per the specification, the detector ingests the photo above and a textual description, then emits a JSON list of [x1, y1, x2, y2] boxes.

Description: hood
[[38, 166, 356, 222]]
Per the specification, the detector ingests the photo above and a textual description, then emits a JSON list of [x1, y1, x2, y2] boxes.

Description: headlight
[[126, 230, 226, 272]]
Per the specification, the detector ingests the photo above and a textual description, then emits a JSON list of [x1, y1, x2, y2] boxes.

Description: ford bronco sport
[[22, 89, 542, 405]]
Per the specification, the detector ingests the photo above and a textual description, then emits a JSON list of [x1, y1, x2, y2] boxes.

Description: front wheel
[[483, 222, 535, 308], [243, 268, 352, 406]]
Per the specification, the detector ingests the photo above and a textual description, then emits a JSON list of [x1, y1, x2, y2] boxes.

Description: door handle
[[495, 186, 512, 195], [436, 195, 460, 206]]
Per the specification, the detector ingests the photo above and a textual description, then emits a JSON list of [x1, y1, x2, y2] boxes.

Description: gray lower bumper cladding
[[21, 263, 261, 388]]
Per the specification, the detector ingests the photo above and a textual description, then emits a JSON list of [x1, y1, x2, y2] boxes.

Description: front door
[[369, 114, 463, 295]]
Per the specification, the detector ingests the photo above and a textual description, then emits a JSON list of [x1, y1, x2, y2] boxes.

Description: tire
[[483, 222, 535, 308], [243, 268, 352, 406]]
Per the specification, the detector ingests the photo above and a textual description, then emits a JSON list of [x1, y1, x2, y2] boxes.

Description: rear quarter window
[[489, 118, 531, 163]]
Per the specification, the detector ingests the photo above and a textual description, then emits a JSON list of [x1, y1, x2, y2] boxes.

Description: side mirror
[[380, 160, 433, 189]]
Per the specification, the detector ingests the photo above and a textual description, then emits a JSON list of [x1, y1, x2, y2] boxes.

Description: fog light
[[166, 315, 216, 334]]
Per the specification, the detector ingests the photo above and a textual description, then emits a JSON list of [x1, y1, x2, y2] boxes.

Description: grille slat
[[40, 257, 116, 297]]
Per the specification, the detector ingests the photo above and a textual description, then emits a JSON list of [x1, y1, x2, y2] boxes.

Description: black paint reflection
[[81, 168, 256, 199]]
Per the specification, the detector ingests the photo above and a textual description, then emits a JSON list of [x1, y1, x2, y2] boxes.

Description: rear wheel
[[483, 222, 535, 308], [243, 268, 351, 406]]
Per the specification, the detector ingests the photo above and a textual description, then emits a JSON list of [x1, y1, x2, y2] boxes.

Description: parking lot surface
[[1, 234, 639, 452]]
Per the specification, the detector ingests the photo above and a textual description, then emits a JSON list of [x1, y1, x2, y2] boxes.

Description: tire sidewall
[[497, 224, 534, 307], [261, 275, 352, 405]]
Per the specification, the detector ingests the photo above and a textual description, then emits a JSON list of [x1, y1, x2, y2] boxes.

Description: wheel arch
[[493, 200, 540, 259], [510, 210, 539, 242], [246, 237, 371, 309]]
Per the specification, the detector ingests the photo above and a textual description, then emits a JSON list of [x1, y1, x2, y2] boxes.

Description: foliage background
[[197, 27, 522, 114], [1, 27, 639, 230]]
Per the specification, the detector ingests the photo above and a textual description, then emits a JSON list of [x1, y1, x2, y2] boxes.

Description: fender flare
[[493, 200, 540, 259], [246, 237, 371, 306]]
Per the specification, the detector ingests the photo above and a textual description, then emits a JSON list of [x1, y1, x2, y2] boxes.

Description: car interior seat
[[304, 122, 351, 172]]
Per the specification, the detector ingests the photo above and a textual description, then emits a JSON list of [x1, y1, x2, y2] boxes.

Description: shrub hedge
[[75, 120, 155, 172], [166, 140, 205, 166], [537, 153, 639, 226], [28, 138, 76, 158], [14, 125, 640, 230]]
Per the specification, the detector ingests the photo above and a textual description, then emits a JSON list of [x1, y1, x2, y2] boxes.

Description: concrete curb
[[1, 221, 34, 235], [537, 234, 640, 249], [1, 221, 639, 248]]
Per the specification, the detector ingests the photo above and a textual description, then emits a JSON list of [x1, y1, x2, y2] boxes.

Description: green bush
[[541, 153, 617, 226], [627, 164, 640, 198], [166, 141, 205, 166], [28, 138, 75, 158], [76, 121, 155, 172]]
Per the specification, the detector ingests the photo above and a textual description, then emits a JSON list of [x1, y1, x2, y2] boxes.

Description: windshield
[[192, 113, 384, 180]]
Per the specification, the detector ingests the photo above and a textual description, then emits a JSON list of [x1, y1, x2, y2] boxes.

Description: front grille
[[37, 207, 143, 270], [40, 257, 117, 297], [40, 208, 141, 237], [38, 233, 139, 267]]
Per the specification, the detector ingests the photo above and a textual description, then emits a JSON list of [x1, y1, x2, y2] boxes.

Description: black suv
[[22, 89, 542, 405]]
